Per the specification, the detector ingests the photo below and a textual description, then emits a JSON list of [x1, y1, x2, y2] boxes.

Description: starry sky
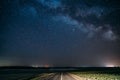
[[0, 0, 120, 67]]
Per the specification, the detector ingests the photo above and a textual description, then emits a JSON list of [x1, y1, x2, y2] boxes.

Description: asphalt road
[[34, 73, 90, 80]]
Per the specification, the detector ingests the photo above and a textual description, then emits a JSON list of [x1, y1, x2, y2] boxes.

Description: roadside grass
[[73, 72, 120, 80]]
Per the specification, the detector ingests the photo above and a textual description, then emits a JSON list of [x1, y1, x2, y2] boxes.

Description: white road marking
[[60, 73, 63, 80]]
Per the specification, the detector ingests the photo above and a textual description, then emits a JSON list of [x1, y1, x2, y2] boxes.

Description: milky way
[[0, 0, 120, 67]]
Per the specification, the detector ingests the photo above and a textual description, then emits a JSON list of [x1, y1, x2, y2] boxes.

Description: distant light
[[44, 64, 50, 68], [31, 65, 39, 68], [105, 64, 115, 67], [31, 64, 51, 68]]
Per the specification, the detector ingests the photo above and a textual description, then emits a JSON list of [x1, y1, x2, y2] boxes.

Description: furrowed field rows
[[0, 73, 37, 80], [0, 73, 56, 80]]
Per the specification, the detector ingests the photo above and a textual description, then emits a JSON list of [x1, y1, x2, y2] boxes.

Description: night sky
[[0, 0, 120, 67]]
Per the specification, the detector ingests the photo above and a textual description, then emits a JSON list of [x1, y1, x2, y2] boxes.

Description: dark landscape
[[0, 67, 120, 80]]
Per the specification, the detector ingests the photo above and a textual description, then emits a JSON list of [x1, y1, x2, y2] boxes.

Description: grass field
[[73, 72, 120, 80]]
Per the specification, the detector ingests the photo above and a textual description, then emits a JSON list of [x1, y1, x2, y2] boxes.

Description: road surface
[[31, 73, 91, 80]]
